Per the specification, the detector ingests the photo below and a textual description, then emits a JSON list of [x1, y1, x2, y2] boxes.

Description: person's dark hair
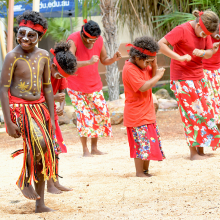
[[129, 36, 159, 60], [80, 20, 101, 38], [193, 9, 219, 33], [52, 42, 77, 75], [16, 11, 48, 37]]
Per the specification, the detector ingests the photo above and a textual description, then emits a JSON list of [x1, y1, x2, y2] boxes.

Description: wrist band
[[200, 50, 206, 57]]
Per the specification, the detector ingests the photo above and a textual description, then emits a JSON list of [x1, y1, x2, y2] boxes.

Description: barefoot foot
[[83, 151, 94, 157], [35, 205, 56, 213], [136, 172, 151, 177], [91, 149, 106, 155], [190, 154, 206, 160], [17, 181, 40, 200], [54, 182, 73, 191], [47, 185, 62, 194]]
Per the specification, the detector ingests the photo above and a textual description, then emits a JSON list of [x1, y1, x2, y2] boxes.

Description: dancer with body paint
[[67, 19, 122, 157], [0, 11, 56, 213], [122, 36, 165, 177], [47, 42, 77, 194], [158, 10, 220, 160]]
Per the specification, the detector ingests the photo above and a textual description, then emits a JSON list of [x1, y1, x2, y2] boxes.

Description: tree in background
[[100, 0, 120, 101]]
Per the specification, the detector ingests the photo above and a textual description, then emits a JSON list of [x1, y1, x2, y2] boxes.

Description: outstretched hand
[[113, 51, 122, 61]]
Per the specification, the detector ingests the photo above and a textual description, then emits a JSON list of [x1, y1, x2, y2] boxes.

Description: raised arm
[[68, 40, 99, 67], [158, 37, 191, 62], [0, 53, 20, 138], [42, 54, 55, 132], [139, 66, 165, 92], [100, 45, 122, 66]]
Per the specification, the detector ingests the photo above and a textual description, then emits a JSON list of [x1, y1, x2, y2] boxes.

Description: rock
[[64, 106, 75, 120], [158, 98, 178, 110], [58, 105, 75, 125], [119, 93, 125, 99], [107, 99, 125, 125], [152, 94, 159, 114], [58, 115, 70, 125], [72, 112, 77, 126], [155, 89, 172, 100]]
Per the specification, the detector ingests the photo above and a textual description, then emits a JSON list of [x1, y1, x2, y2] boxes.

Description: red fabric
[[127, 125, 163, 161], [19, 20, 47, 34], [203, 37, 220, 70], [51, 75, 67, 95], [55, 119, 67, 153], [199, 15, 212, 35], [51, 75, 68, 120], [122, 61, 155, 127], [165, 22, 213, 80], [66, 31, 103, 93], [8, 90, 45, 104], [126, 43, 157, 56]]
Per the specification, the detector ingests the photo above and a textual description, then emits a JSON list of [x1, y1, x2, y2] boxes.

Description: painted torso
[[5, 46, 51, 101]]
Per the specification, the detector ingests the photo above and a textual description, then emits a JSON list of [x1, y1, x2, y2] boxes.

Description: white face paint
[[17, 27, 38, 44], [54, 72, 64, 79], [199, 31, 207, 38], [214, 34, 220, 40]]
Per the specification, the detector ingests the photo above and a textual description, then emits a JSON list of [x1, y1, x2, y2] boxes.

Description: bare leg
[[53, 156, 72, 191], [189, 146, 206, 160], [91, 137, 105, 155], [134, 158, 150, 177], [143, 160, 152, 177], [35, 161, 55, 213], [17, 154, 40, 200], [47, 178, 62, 194], [197, 147, 205, 156], [80, 137, 93, 157]]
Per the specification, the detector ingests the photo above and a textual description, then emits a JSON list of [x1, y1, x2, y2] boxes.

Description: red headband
[[82, 19, 98, 39], [19, 20, 47, 34], [199, 11, 212, 35], [126, 43, 157, 56], [50, 48, 70, 78]]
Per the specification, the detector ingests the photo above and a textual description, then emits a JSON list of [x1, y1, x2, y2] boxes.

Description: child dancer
[[158, 10, 220, 160], [0, 11, 56, 213], [47, 42, 77, 193], [122, 36, 166, 177]]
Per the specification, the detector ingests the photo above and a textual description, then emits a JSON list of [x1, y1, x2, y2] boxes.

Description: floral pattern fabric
[[128, 123, 165, 161], [203, 69, 220, 124], [171, 79, 220, 150], [67, 88, 112, 138]]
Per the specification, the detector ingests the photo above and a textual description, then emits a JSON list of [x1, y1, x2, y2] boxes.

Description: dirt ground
[[1, 110, 220, 219]]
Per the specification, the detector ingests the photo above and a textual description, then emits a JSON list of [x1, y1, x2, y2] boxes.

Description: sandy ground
[[1, 110, 220, 219]]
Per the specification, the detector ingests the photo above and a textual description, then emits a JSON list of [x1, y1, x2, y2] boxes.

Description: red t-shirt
[[67, 31, 103, 93], [51, 75, 68, 120], [165, 22, 213, 80], [203, 37, 220, 71], [51, 75, 67, 95], [122, 61, 156, 127]]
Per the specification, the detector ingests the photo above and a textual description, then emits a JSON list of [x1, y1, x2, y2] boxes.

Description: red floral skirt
[[203, 69, 220, 124], [127, 123, 165, 161], [171, 78, 220, 150]]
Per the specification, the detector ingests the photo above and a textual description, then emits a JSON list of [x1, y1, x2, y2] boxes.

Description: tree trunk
[[100, 0, 120, 101]]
